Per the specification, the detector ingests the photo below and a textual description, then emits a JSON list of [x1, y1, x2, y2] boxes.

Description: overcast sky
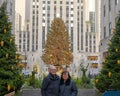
[[89, 0, 95, 11], [15, 0, 25, 29]]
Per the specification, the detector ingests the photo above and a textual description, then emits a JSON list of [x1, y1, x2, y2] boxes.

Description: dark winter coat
[[41, 73, 60, 96], [59, 78, 78, 96]]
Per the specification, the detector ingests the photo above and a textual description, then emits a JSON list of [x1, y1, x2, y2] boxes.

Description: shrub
[[24, 72, 42, 88], [73, 77, 94, 89]]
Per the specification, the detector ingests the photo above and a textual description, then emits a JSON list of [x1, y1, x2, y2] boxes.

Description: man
[[41, 65, 60, 96]]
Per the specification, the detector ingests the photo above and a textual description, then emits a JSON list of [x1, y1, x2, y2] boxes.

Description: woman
[[59, 71, 78, 96]]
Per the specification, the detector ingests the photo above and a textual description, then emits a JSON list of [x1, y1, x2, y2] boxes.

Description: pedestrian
[[59, 71, 78, 96], [41, 65, 60, 96]]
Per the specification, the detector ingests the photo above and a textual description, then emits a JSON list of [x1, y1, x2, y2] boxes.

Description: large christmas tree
[[95, 12, 120, 92], [41, 18, 73, 66], [0, 2, 23, 95]]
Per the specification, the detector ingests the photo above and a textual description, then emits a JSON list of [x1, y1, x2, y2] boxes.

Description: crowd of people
[[41, 65, 78, 96]]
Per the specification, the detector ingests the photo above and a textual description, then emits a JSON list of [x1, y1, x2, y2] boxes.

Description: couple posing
[[41, 65, 78, 96]]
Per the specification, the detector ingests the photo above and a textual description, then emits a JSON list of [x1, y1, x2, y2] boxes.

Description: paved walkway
[[22, 89, 41, 96], [22, 89, 97, 96]]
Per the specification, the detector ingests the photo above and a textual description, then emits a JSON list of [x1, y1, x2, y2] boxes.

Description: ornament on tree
[[116, 48, 118, 52], [108, 72, 112, 77], [6, 15, 8, 20], [95, 79, 99, 83], [10, 38, 12, 43], [0, 41, 4, 46], [65, 51, 69, 55], [4, 29, 6, 33], [50, 54, 53, 57], [112, 29, 116, 34], [7, 84, 11, 91], [11, 66, 14, 70], [6, 54, 9, 58], [108, 42, 112, 46], [8, 24, 11, 29], [117, 60, 120, 65], [15, 55, 18, 59], [19, 73, 22, 77]]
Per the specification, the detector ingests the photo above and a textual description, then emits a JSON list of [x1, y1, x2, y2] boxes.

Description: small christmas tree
[[0, 2, 23, 95], [95, 12, 120, 92], [41, 18, 73, 66]]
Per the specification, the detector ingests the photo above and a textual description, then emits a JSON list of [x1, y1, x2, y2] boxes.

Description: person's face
[[62, 72, 69, 80], [50, 68, 57, 75]]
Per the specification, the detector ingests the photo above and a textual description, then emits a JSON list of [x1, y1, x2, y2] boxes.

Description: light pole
[[24, 49, 27, 75], [23, 40, 27, 75]]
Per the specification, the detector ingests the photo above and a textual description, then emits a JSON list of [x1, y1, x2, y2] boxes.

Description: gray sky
[[89, 0, 95, 11], [15, 0, 25, 29]]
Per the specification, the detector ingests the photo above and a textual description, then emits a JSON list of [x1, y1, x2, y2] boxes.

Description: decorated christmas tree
[[0, 2, 23, 95], [41, 18, 73, 66], [95, 12, 120, 92]]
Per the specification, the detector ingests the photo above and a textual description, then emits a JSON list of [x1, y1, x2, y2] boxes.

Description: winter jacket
[[59, 79, 78, 96], [41, 73, 60, 96]]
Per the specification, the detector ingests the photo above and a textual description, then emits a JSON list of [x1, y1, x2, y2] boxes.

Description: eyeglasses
[[63, 73, 68, 75]]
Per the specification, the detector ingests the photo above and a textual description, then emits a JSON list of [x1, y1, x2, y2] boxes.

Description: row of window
[[33, 0, 83, 3], [103, 22, 112, 38], [42, 1, 74, 4], [33, 0, 39, 2], [103, 0, 119, 38], [42, 6, 74, 11], [103, 0, 119, 17]]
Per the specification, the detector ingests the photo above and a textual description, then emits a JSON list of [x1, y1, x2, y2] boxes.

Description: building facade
[[100, 0, 120, 66]]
